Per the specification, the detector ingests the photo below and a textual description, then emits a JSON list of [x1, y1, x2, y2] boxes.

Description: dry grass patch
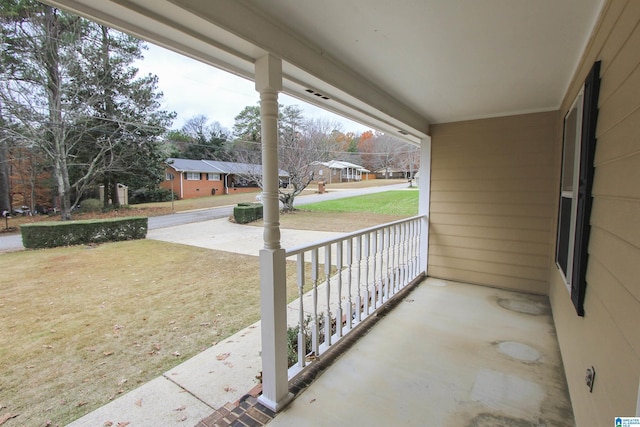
[[0, 239, 304, 426]]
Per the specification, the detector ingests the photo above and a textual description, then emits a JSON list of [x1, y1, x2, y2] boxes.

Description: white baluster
[[296, 253, 305, 368], [391, 224, 398, 293], [402, 221, 409, 286], [378, 228, 385, 306], [356, 235, 362, 323], [311, 248, 320, 356], [371, 230, 378, 310], [364, 233, 370, 316], [335, 241, 343, 338], [346, 237, 353, 331], [324, 244, 332, 347], [414, 219, 420, 277]]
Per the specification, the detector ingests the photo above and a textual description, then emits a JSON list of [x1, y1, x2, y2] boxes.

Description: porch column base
[[259, 247, 290, 412], [258, 391, 294, 413]]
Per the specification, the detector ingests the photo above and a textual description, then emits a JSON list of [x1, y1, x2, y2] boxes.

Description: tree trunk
[[110, 179, 120, 207], [103, 177, 110, 208], [0, 137, 10, 213], [44, 7, 72, 220], [101, 25, 119, 210]]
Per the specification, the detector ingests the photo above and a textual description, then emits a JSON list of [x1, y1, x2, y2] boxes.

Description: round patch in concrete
[[427, 279, 448, 287], [496, 341, 541, 363], [496, 297, 549, 315]]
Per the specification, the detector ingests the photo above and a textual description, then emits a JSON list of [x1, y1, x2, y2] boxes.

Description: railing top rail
[[285, 214, 427, 257]]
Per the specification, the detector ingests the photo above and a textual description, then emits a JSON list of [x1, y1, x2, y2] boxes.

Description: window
[[556, 90, 583, 285], [165, 172, 174, 181], [207, 173, 221, 181], [186, 172, 200, 181], [555, 61, 600, 316]]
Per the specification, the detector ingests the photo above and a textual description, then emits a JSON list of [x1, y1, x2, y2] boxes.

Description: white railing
[[285, 215, 426, 379]]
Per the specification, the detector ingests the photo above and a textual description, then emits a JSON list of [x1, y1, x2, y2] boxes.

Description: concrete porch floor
[[269, 277, 575, 427]]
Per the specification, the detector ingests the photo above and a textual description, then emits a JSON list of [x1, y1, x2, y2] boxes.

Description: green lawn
[[302, 189, 419, 216]]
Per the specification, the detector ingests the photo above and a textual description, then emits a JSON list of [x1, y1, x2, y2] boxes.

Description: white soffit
[[243, 0, 606, 124], [42, 0, 605, 135]]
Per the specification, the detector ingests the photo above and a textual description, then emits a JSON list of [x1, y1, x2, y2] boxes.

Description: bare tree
[[396, 143, 420, 183], [176, 115, 231, 160], [232, 105, 344, 211], [360, 133, 417, 178]]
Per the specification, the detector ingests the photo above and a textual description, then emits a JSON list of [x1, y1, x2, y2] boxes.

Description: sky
[[133, 43, 371, 134]]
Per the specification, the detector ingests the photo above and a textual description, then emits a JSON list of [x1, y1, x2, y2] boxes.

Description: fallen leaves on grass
[[0, 239, 291, 425], [0, 412, 19, 425]]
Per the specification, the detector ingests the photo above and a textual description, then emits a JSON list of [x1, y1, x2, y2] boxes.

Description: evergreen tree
[[232, 104, 262, 159], [68, 24, 174, 207]]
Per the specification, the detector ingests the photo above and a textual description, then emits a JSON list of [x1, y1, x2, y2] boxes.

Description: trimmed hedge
[[233, 203, 263, 224], [21, 216, 148, 249]]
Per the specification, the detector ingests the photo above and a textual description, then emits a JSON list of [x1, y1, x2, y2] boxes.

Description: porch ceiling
[[42, 0, 604, 142]]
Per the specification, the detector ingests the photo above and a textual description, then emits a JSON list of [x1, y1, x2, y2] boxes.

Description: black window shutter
[[571, 61, 601, 316]]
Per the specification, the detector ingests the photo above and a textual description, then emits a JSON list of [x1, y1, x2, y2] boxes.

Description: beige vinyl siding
[[429, 111, 558, 295], [549, 1, 640, 426]]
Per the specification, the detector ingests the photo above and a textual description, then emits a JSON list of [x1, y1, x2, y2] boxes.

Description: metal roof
[[167, 158, 288, 176]]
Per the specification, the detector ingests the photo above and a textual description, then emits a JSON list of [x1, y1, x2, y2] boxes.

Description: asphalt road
[[0, 182, 409, 252]]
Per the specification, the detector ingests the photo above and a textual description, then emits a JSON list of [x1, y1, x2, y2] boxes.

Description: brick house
[[161, 158, 288, 199]]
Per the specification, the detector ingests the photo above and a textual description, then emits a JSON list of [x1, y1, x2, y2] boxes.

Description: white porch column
[[255, 54, 293, 412], [418, 136, 431, 274]]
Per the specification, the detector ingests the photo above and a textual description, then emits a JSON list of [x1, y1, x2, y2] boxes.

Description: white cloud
[[134, 43, 370, 134]]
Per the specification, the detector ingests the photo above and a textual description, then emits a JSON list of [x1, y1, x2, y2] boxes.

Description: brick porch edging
[[195, 392, 275, 427]]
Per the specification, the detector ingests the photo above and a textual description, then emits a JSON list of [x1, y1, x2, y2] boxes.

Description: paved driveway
[[0, 233, 22, 253], [147, 217, 343, 256]]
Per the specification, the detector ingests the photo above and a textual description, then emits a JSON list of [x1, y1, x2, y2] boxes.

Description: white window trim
[[186, 172, 200, 181], [207, 173, 221, 181], [556, 88, 584, 293]]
